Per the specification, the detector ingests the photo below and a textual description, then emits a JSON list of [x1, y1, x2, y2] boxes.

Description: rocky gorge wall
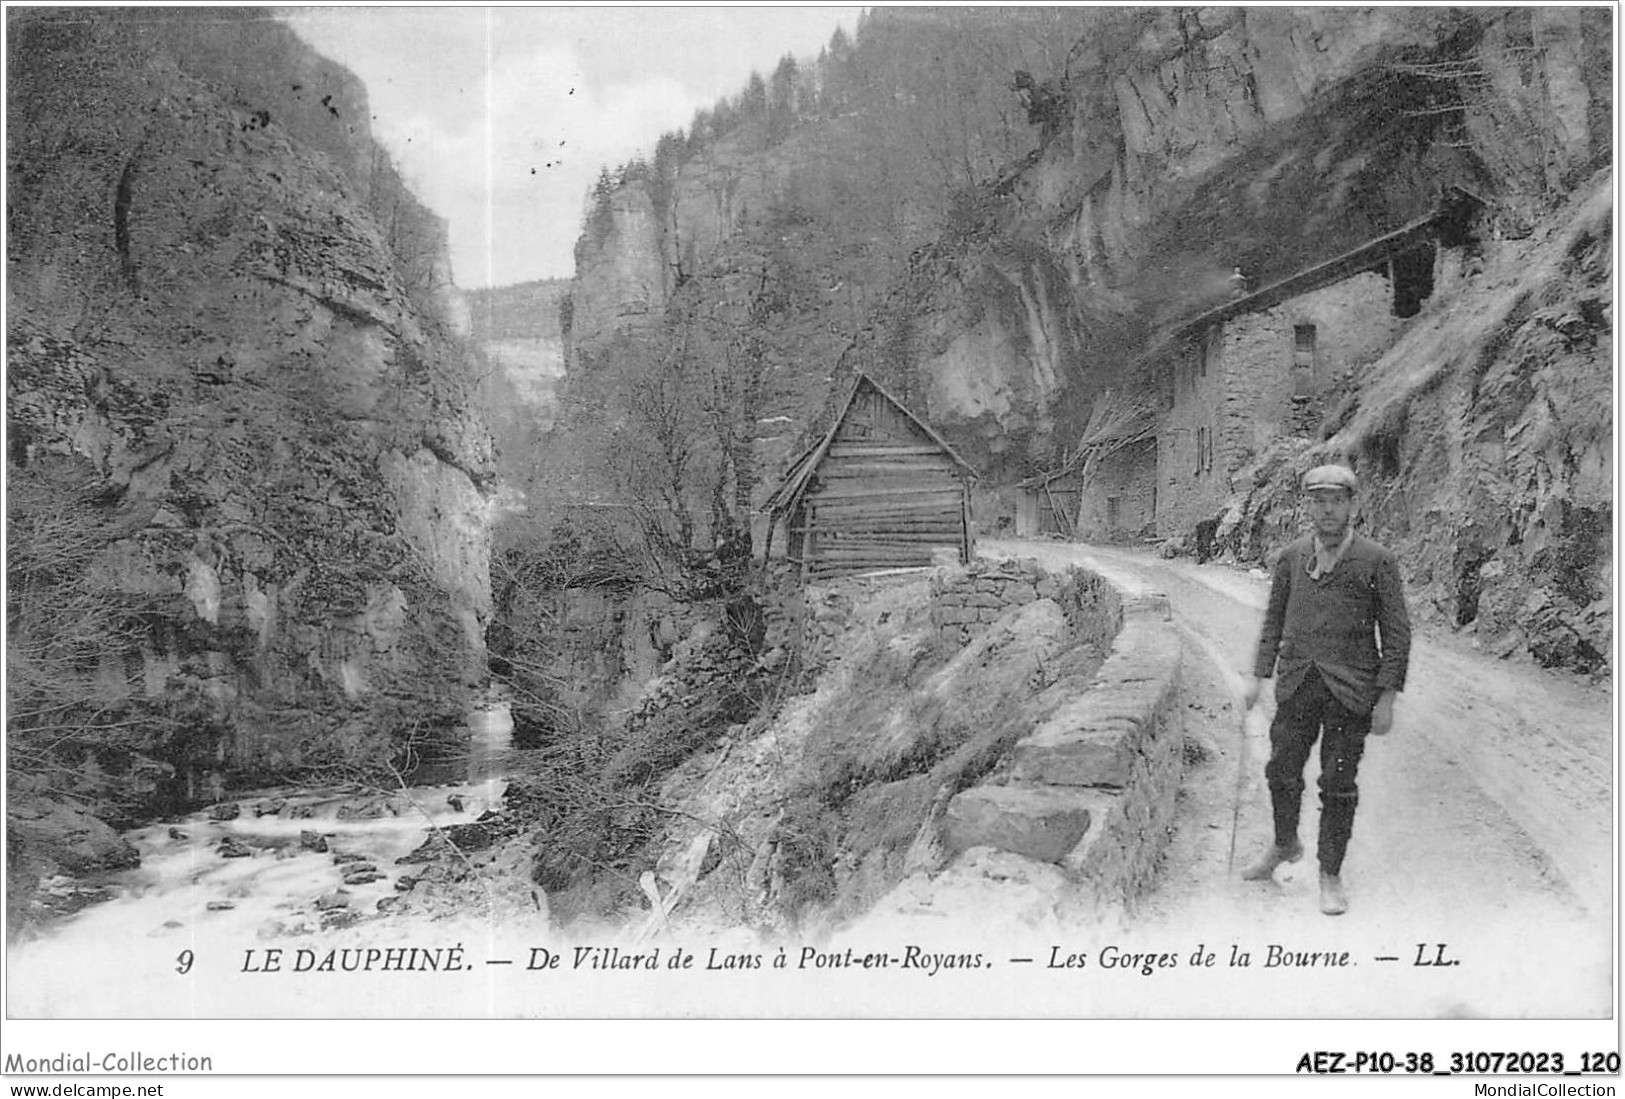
[[468, 280, 570, 437], [569, 184, 669, 356], [7, 10, 492, 817]]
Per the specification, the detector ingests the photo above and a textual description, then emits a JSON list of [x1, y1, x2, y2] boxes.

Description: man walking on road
[[1240, 464, 1412, 915]]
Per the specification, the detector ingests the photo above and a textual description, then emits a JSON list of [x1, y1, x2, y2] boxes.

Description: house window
[[1106, 496, 1120, 529], [1293, 323, 1316, 361], [1292, 324, 1316, 396], [1195, 426, 1214, 475]]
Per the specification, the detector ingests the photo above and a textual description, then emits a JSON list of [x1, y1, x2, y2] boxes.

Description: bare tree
[[7, 459, 170, 812]]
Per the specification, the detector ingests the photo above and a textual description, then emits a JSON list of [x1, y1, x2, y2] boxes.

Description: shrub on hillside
[[6, 458, 176, 816]]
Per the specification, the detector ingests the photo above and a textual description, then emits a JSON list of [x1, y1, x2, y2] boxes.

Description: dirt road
[[982, 538, 1614, 1017]]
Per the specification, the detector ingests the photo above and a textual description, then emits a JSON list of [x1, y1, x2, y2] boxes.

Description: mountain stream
[[8, 698, 515, 1016]]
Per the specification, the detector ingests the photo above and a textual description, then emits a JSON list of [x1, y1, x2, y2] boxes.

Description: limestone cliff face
[[1048, 8, 1447, 275], [569, 183, 669, 356], [568, 125, 851, 369], [7, 9, 493, 801], [468, 280, 570, 468], [1050, 7, 1605, 284], [661, 140, 807, 289]]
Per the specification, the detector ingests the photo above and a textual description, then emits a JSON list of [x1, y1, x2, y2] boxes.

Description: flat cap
[[1302, 464, 1358, 493]]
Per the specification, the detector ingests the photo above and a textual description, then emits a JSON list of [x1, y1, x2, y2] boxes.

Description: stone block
[[1011, 723, 1137, 787], [1040, 690, 1150, 740], [1061, 793, 1124, 875], [968, 592, 1004, 609], [943, 785, 1109, 863], [1008, 585, 1037, 604]]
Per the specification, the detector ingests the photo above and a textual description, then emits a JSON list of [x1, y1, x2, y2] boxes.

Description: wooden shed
[[764, 374, 977, 580], [1015, 471, 1082, 538]]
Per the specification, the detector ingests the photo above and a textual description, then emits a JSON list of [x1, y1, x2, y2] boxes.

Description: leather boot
[[1319, 872, 1348, 915], [1241, 838, 1303, 881], [1318, 790, 1359, 879]]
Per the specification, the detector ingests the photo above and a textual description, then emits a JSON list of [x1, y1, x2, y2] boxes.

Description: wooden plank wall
[[1017, 477, 1080, 538], [1039, 489, 1080, 536], [803, 386, 968, 580]]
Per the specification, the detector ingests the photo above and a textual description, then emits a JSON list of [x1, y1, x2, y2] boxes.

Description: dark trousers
[[1264, 668, 1371, 875]]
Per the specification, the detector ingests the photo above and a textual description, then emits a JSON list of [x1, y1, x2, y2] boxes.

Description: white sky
[[281, 6, 861, 289]]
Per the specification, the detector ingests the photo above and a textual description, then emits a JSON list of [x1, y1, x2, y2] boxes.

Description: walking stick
[[1226, 697, 1254, 875]]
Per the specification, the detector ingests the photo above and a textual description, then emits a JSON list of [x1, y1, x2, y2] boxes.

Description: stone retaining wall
[[760, 554, 1182, 909], [762, 557, 1124, 678], [759, 561, 911, 675], [929, 558, 1121, 651], [941, 582, 1184, 909]]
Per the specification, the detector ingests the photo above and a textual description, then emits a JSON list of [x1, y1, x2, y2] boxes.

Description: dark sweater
[[1252, 532, 1412, 713]]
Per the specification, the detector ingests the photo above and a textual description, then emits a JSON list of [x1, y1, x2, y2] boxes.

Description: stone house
[[1151, 187, 1484, 540], [1027, 423, 1157, 544], [1073, 438, 1157, 543]]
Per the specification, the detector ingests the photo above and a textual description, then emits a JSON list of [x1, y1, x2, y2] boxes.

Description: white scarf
[[1307, 525, 1354, 581]]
